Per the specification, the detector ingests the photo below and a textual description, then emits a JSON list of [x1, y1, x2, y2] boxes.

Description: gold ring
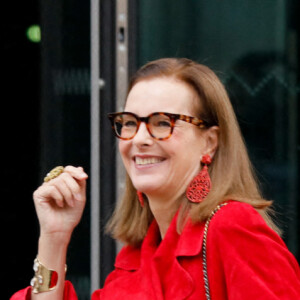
[[44, 166, 64, 182]]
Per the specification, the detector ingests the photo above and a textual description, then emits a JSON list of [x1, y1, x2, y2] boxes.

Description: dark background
[[2, 0, 41, 297]]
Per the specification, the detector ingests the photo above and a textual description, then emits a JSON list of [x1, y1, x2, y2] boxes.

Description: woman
[[11, 58, 300, 299]]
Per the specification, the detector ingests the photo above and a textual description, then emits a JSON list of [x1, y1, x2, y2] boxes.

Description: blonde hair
[[106, 58, 280, 246]]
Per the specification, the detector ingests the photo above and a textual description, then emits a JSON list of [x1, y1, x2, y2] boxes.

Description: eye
[[157, 120, 171, 127], [151, 115, 172, 127], [123, 120, 137, 127]]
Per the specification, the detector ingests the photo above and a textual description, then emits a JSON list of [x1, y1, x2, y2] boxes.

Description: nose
[[132, 122, 153, 146]]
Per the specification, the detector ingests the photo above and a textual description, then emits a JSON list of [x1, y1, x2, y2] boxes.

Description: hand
[[33, 166, 88, 243]]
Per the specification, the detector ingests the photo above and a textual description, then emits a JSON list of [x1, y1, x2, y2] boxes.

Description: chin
[[132, 180, 162, 194]]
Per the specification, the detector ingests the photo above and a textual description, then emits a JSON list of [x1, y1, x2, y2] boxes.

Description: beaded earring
[[186, 154, 212, 203], [137, 191, 145, 207]]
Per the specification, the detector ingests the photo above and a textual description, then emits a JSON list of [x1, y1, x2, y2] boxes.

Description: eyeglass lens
[[114, 113, 173, 139]]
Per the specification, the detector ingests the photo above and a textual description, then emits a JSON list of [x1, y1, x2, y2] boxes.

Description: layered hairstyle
[[106, 58, 280, 246]]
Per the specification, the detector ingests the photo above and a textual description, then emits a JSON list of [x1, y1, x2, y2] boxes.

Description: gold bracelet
[[30, 258, 63, 294]]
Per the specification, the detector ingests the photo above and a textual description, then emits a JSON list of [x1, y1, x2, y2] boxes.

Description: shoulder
[[208, 200, 283, 244], [206, 201, 300, 298], [211, 200, 269, 228], [206, 201, 296, 261], [114, 244, 141, 271]]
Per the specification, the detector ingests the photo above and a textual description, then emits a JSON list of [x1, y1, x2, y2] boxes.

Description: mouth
[[134, 156, 165, 166]]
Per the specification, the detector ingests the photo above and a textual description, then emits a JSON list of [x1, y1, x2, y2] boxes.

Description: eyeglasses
[[107, 112, 209, 140]]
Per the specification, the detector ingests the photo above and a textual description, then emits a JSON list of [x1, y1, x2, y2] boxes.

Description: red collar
[[115, 212, 205, 271]]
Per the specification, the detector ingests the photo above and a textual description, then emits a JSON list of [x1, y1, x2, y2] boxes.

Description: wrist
[[37, 234, 69, 272], [39, 231, 72, 246]]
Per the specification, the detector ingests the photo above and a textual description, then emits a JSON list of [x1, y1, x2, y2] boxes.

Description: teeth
[[135, 157, 163, 165]]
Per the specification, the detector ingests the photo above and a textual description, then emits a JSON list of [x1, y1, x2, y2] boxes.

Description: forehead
[[125, 77, 200, 116]]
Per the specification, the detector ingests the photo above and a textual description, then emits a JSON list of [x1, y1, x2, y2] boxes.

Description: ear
[[203, 126, 219, 158]]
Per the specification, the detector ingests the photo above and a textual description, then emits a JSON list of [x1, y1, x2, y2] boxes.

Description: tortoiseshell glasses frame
[[107, 112, 209, 141]]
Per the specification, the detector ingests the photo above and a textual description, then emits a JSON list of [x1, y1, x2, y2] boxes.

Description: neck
[[147, 194, 182, 239]]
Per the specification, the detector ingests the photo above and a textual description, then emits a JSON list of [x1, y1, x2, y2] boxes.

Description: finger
[[50, 176, 75, 207], [76, 176, 87, 200], [34, 185, 65, 208], [64, 166, 88, 181], [59, 172, 83, 202]]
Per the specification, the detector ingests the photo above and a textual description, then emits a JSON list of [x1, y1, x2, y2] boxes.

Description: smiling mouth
[[135, 157, 165, 165]]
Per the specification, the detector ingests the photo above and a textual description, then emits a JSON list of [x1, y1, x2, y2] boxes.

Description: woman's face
[[119, 77, 218, 200]]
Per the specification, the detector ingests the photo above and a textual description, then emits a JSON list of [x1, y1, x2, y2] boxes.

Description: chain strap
[[202, 203, 228, 300]]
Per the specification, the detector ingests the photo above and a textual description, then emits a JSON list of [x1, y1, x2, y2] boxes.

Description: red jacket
[[11, 201, 300, 299]]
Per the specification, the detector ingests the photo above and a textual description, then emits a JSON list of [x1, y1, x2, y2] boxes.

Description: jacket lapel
[[114, 215, 206, 300], [153, 216, 206, 299], [175, 219, 205, 257]]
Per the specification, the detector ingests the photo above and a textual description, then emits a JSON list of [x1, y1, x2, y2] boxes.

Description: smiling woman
[[106, 58, 276, 245], [11, 58, 300, 300], [118, 78, 216, 238], [116, 77, 219, 238]]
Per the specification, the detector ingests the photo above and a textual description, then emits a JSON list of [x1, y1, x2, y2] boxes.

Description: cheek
[[169, 131, 205, 168], [171, 129, 204, 156]]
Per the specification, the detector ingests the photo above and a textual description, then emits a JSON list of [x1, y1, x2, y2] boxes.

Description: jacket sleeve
[[207, 202, 300, 300], [10, 281, 78, 300]]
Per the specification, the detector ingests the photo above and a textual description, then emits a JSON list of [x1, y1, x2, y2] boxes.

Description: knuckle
[[64, 165, 74, 172], [47, 185, 57, 194], [60, 172, 69, 180], [50, 174, 66, 185], [33, 189, 39, 199], [33, 185, 46, 198]]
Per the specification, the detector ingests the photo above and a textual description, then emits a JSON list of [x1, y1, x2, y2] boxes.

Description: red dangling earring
[[137, 191, 144, 207], [186, 154, 212, 203]]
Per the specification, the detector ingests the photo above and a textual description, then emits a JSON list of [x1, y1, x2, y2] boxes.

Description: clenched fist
[[33, 166, 88, 243]]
